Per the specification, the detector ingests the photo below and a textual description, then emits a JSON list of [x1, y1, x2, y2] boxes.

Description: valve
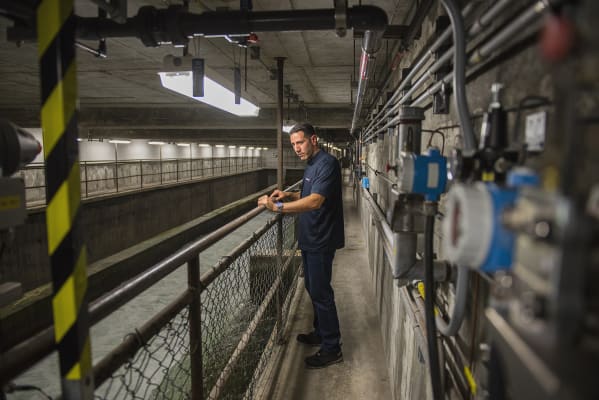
[[447, 83, 519, 184], [385, 162, 397, 174], [442, 168, 539, 272]]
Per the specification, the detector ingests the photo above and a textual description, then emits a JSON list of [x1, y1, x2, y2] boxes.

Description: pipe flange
[[334, 0, 348, 37]]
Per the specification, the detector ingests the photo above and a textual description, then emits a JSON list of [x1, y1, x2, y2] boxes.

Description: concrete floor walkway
[[268, 173, 392, 400]]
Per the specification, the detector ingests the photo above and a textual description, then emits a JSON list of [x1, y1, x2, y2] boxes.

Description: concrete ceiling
[[0, 0, 415, 147]]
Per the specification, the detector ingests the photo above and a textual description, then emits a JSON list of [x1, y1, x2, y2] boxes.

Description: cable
[[436, 264, 469, 337], [424, 210, 444, 399], [439, 0, 476, 155], [423, 129, 446, 154]]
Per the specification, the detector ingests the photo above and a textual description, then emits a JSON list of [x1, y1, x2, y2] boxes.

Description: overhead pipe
[[72, 5, 387, 44], [8, 5, 387, 45], [350, 24, 387, 133]]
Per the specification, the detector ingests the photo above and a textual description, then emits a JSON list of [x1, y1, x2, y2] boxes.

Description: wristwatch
[[274, 201, 284, 212]]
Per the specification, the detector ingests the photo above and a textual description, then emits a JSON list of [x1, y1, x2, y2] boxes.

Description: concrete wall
[[359, 1, 557, 398], [262, 148, 307, 169], [361, 200, 432, 400], [0, 169, 276, 292], [17, 137, 264, 204]]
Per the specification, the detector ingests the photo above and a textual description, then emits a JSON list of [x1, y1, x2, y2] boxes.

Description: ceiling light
[[149, 141, 166, 145], [215, 144, 225, 148], [248, 147, 255, 150], [76, 138, 83, 142], [198, 143, 211, 147], [263, 147, 268, 150], [158, 71, 260, 117], [228, 145, 236, 149], [239, 146, 246, 149], [109, 139, 131, 144], [176, 143, 190, 146]]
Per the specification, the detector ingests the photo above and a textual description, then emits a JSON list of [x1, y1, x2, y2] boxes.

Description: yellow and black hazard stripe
[[37, 0, 93, 395]]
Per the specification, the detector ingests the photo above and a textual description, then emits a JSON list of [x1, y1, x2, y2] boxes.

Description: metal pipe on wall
[[361, 0, 526, 143], [362, 187, 449, 283], [361, 3, 477, 136], [409, 0, 548, 108]]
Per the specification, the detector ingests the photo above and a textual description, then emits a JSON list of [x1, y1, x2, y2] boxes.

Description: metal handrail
[[0, 180, 302, 394]]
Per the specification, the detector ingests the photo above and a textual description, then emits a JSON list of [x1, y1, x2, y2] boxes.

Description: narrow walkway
[[269, 172, 392, 399]]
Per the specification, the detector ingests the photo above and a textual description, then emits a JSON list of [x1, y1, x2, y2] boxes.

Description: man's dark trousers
[[301, 250, 341, 353]]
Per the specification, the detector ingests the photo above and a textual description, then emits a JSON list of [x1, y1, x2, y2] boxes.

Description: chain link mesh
[[89, 214, 299, 400]]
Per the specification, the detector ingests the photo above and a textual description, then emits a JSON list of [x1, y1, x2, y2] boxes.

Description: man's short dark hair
[[289, 122, 316, 137]]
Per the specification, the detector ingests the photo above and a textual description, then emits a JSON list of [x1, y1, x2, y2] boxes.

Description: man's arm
[[258, 192, 324, 213], [270, 189, 300, 202]]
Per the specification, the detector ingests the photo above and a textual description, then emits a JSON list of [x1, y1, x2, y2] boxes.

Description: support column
[[37, 0, 94, 397], [276, 57, 286, 190]]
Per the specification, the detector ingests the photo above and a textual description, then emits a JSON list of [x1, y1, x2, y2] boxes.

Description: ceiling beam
[[0, 105, 353, 129], [81, 127, 353, 146]]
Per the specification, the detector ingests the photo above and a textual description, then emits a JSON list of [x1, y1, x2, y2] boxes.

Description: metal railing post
[[188, 256, 204, 400], [114, 160, 119, 193], [84, 161, 88, 198], [275, 57, 286, 344], [140, 160, 144, 188], [276, 215, 284, 344]]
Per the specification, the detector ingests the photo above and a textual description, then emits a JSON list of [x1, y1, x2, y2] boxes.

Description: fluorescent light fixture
[[109, 139, 131, 144], [239, 146, 246, 149], [228, 145, 236, 149], [176, 143, 190, 146], [158, 71, 260, 117], [248, 147, 255, 150], [263, 147, 269, 150], [149, 141, 166, 145], [76, 138, 83, 142], [215, 144, 225, 148], [282, 119, 297, 133], [198, 143, 211, 147]]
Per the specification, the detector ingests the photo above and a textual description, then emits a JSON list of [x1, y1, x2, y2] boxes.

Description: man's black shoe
[[304, 350, 343, 369], [296, 332, 322, 347]]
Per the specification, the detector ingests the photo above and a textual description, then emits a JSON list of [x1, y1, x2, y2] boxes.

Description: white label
[[427, 164, 439, 188], [525, 111, 546, 152]]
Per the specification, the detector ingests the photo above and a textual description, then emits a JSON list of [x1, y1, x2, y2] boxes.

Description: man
[[257, 123, 345, 369]]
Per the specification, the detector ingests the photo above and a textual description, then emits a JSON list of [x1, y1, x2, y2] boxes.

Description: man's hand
[[269, 189, 286, 201], [257, 194, 273, 211]]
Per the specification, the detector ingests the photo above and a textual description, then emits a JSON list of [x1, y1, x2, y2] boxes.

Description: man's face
[[289, 130, 318, 161]]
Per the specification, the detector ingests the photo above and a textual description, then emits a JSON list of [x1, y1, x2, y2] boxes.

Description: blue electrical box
[[362, 176, 370, 189]]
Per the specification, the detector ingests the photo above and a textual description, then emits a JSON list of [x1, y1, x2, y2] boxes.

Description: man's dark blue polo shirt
[[298, 149, 345, 252]]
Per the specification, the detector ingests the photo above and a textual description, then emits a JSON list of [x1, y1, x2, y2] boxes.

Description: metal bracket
[[334, 0, 348, 38]]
